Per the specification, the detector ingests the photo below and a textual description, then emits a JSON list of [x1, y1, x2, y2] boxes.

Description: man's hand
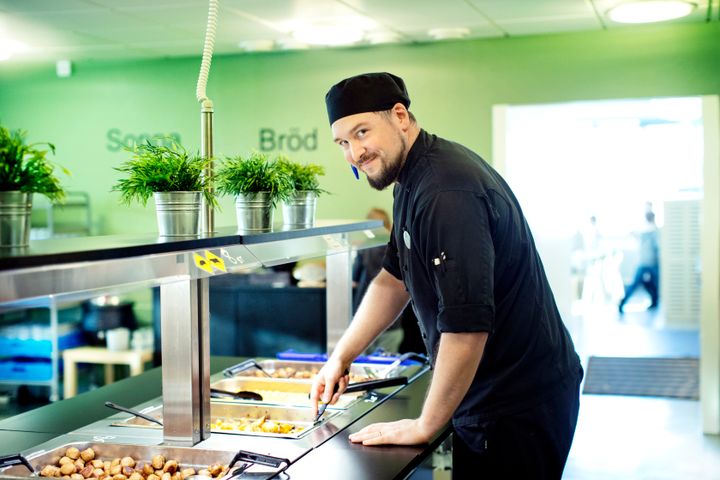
[[309, 359, 350, 416], [348, 419, 433, 446]]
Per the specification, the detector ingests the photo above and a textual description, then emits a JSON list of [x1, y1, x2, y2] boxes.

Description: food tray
[[0, 442, 236, 478], [210, 377, 361, 409], [111, 403, 339, 439], [228, 360, 395, 382]]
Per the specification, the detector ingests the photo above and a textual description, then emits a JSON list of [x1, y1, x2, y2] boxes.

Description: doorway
[[492, 96, 720, 433]]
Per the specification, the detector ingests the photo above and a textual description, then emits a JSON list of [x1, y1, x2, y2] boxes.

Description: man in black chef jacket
[[310, 72, 583, 479]]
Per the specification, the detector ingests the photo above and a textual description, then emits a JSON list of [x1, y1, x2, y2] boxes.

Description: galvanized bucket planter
[[282, 191, 317, 229], [154, 191, 201, 237], [235, 191, 274, 232], [0, 191, 33, 247]]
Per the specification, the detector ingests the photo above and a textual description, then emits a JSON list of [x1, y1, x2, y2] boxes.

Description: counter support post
[[160, 278, 211, 446], [325, 249, 353, 354]]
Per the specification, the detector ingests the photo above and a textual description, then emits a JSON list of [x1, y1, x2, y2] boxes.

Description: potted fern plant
[[0, 125, 67, 247], [112, 139, 215, 237], [215, 152, 293, 232], [277, 156, 327, 229]]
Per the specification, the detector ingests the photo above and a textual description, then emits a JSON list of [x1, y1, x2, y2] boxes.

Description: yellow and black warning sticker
[[193, 250, 227, 274]]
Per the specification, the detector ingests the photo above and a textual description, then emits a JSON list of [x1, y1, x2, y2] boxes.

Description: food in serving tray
[[249, 366, 373, 382], [37, 447, 228, 479], [211, 415, 303, 435]]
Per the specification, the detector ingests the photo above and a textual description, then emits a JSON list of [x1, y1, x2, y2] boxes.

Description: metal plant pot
[[235, 191, 274, 232], [154, 191, 201, 237], [0, 191, 32, 247], [281, 191, 317, 229]]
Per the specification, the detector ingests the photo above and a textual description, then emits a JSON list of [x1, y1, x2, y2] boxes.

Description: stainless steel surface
[[1, 441, 238, 477], [281, 192, 316, 229], [209, 378, 360, 409], [111, 403, 340, 439], [0, 191, 32, 248], [326, 247, 352, 354], [161, 280, 208, 446], [228, 360, 387, 382], [0, 220, 391, 476], [199, 277, 211, 443], [154, 191, 202, 237], [200, 103, 214, 235], [234, 193, 274, 232], [58, 366, 433, 478], [0, 222, 380, 304], [244, 233, 348, 267]]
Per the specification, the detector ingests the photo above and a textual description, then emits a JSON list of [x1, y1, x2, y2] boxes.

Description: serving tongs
[[105, 400, 163, 426], [210, 388, 263, 401], [0, 453, 34, 475], [314, 376, 409, 423], [382, 352, 429, 379], [223, 359, 272, 378], [187, 450, 290, 480]]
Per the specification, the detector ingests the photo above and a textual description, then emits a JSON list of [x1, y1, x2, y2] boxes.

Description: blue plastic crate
[[0, 359, 53, 381], [0, 329, 85, 358]]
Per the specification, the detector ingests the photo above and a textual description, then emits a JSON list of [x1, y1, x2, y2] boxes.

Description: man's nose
[[348, 142, 365, 164]]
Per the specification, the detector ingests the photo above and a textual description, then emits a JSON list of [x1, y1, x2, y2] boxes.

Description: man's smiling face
[[332, 110, 408, 191]]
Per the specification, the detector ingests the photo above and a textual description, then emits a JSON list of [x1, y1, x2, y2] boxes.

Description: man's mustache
[[358, 153, 377, 166]]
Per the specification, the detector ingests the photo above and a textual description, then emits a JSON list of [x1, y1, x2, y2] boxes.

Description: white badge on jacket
[[403, 229, 411, 250]]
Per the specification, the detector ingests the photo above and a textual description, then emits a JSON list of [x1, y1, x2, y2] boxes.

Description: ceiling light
[[366, 32, 401, 45], [0, 38, 28, 61], [292, 23, 364, 46], [427, 27, 470, 40], [276, 38, 309, 51], [607, 1, 696, 24], [238, 39, 275, 52]]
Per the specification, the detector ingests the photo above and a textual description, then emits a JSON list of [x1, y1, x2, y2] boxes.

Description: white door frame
[[700, 95, 720, 434], [492, 96, 720, 435]]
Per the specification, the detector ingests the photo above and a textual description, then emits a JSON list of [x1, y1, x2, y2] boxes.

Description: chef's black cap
[[325, 72, 410, 125]]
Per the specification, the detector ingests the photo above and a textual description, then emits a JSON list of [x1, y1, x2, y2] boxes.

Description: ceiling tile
[[468, 0, 597, 20], [0, 0, 714, 62], [342, 0, 498, 31], [0, 0, 93, 13]]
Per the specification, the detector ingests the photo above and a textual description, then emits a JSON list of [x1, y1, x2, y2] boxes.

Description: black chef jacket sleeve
[[418, 190, 495, 333], [382, 228, 402, 280]]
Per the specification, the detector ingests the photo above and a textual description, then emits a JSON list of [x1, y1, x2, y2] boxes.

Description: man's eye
[[356, 129, 367, 138]]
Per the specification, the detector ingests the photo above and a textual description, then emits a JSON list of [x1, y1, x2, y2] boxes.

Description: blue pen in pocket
[[351, 165, 359, 179]]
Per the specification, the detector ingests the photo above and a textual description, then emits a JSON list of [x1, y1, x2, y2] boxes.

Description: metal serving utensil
[[381, 352, 428, 378], [313, 376, 409, 423], [210, 388, 263, 402], [222, 359, 272, 378], [186, 449, 290, 480], [0, 453, 34, 474], [104, 401, 164, 426]]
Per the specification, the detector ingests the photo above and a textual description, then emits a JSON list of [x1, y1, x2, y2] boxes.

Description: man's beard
[[365, 135, 407, 191]]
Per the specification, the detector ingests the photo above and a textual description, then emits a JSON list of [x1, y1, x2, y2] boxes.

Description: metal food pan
[[209, 377, 361, 409], [0, 442, 235, 478], [112, 403, 339, 439], [233, 360, 395, 381]]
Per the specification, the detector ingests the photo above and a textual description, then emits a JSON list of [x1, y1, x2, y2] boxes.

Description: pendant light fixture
[[607, 1, 697, 24]]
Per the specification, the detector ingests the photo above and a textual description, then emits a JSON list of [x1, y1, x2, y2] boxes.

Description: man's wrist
[[416, 415, 441, 442]]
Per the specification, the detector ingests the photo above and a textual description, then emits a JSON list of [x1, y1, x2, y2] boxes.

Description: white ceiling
[[0, 0, 714, 63]]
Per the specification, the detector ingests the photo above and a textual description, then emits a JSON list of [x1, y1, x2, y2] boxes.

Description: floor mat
[[582, 356, 699, 399]]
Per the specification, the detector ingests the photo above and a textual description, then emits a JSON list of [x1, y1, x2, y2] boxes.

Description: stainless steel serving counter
[[0, 220, 449, 478], [0, 359, 449, 479], [0, 220, 389, 447]]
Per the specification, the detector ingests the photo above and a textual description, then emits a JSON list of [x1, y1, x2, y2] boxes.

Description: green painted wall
[[1, 22, 718, 235]]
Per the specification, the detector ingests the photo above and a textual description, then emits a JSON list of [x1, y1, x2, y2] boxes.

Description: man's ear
[[392, 103, 410, 126]]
